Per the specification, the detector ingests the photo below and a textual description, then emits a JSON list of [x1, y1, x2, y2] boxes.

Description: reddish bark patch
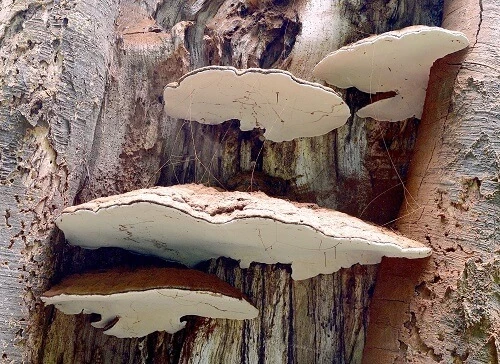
[[117, 4, 169, 46], [362, 257, 430, 362]]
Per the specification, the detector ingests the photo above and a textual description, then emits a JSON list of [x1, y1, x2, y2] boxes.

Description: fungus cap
[[313, 26, 469, 121], [41, 267, 258, 338], [163, 66, 350, 142], [56, 185, 431, 280]]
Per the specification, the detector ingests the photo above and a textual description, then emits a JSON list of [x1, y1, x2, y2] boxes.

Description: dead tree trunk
[[364, 0, 500, 362], [1, 1, 447, 363]]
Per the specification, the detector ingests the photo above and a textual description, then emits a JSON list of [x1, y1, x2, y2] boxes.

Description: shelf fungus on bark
[[41, 267, 258, 338], [55, 184, 431, 280], [313, 25, 469, 121], [163, 66, 350, 142]]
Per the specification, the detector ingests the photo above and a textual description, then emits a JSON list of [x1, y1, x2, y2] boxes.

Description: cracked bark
[[0, 0, 460, 363], [363, 0, 500, 363]]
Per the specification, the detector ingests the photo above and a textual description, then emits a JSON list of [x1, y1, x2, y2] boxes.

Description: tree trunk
[[363, 0, 500, 362], [1, 0, 448, 363]]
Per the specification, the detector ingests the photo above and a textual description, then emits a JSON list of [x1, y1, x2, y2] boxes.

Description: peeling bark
[[364, 0, 500, 362]]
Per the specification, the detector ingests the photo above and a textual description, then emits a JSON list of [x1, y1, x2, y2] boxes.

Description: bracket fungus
[[313, 26, 469, 121], [163, 66, 350, 142], [56, 184, 431, 281], [41, 267, 258, 338]]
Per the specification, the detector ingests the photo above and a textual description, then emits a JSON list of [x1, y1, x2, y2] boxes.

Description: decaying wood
[[364, 0, 500, 362], [1, 0, 444, 362]]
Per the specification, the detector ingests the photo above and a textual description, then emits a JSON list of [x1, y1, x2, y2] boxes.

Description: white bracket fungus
[[55, 185, 431, 281], [41, 267, 258, 338], [313, 26, 469, 121], [163, 66, 350, 142]]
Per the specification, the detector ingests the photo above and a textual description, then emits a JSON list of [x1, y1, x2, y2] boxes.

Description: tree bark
[[363, 0, 500, 362], [1, 0, 444, 363]]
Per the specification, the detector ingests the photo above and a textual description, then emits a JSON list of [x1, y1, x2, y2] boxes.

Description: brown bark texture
[[363, 0, 500, 363], [0, 0, 443, 363]]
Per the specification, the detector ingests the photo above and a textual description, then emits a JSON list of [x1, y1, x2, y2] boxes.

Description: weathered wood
[[364, 0, 500, 362], [1, 0, 119, 362], [0, 0, 444, 362]]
